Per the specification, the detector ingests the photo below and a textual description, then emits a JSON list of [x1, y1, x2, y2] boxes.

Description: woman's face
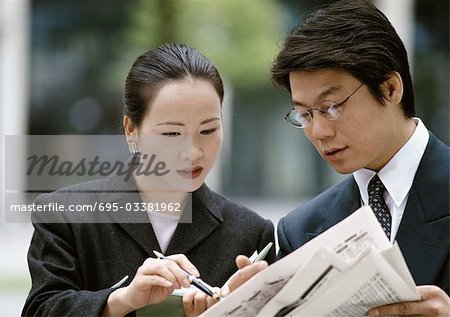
[[127, 78, 223, 192]]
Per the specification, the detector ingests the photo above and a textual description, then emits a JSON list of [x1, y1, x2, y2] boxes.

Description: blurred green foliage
[[29, 0, 448, 197], [112, 0, 284, 90]]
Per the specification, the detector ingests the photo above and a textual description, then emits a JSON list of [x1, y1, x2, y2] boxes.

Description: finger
[[369, 299, 435, 317], [168, 254, 200, 277], [235, 255, 252, 269], [182, 291, 197, 315], [227, 261, 268, 293], [140, 258, 181, 289], [193, 291, 208, 315], [132, 274, 174, 290], [206, 287, 222, 308], [417, 284, 448, 300], [162, 259, 191, 289], [368, 285, 450, 317], [368, 301, 415, 316]]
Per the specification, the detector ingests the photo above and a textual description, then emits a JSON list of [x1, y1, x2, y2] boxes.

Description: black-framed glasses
[[285, 83, 365, 129]]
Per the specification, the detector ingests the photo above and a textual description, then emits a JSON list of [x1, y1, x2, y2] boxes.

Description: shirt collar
[[354, 118, 429, 206]]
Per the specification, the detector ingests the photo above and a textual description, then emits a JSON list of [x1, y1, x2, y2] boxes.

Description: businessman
[[271, 0, 449, 316]]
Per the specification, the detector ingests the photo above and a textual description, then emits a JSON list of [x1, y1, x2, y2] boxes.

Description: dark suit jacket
[[277, 133, 449, 294], [22, 175, 275, 316]]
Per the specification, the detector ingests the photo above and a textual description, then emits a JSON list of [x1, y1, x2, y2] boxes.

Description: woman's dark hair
[[271, 0, 415, 118], [124, 43, 224, 127]]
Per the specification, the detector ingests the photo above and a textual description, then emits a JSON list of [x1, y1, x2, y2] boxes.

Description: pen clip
[[110, 275, 129, 288], [153, 250, 222, 300], [251, 242, 273, 263]]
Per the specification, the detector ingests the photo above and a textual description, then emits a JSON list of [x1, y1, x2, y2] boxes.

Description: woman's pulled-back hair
[[124, 43, 224, 126]]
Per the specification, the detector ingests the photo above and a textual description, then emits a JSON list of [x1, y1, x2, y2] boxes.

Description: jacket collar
[[165, 184, 223, 255], [97, 159, 224, 256]]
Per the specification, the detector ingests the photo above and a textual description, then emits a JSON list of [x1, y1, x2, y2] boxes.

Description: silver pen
[[153, 250, 221, 300], [110, 275, 129, 288], [249, 242, 274, 263]]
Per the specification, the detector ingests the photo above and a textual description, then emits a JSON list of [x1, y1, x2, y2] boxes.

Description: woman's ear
[[381, 72, 403, 106], [123, 115, 137, 137]]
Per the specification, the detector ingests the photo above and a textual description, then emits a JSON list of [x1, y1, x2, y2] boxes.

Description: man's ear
[[381, 72, 403, 106], [123, 115, 137, 138]]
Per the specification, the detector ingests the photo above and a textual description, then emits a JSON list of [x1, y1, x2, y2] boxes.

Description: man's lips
[[323, 147, 347, 160], [177, 166, 203, 179]]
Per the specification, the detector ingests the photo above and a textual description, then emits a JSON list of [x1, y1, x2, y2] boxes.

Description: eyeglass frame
[[284, 83, 365, 129]]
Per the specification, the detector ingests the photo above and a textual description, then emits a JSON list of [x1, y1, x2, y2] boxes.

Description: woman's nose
[[180, 139, 203, 162]]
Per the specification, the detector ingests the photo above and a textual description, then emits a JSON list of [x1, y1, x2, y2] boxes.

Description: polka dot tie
[[368, 174, 391, 239]]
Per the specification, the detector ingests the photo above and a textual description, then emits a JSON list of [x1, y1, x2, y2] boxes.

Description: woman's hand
[[182, 287, 222, 317], [103, 254, 199, 317], [182, 255, 268, 317], [222, 255, 268, 296]]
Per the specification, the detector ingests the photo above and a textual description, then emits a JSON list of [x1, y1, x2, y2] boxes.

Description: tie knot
[[368, 175, 385, 196]]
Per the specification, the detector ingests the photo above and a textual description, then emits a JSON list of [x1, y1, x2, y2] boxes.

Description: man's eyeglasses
[[285, 83, 365, 129]]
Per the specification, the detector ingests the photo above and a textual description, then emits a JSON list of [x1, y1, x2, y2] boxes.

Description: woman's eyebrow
[[200, 117, 221, 125], [155, 121, 184, 126], [155, 117, 221, 126]]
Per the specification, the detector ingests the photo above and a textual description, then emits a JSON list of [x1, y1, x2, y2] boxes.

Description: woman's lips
[[177, 166, 203, 179]]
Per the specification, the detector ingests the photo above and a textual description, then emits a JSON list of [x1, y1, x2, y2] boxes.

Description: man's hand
[[368, 285, 450, 316]]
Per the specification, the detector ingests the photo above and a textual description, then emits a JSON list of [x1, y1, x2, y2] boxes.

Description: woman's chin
[[164, 178, 203, 193]]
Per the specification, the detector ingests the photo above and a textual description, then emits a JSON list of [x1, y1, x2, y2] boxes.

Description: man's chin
[[329, 163, 358, 175]]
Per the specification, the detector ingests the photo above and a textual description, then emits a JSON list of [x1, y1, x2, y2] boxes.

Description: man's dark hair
[[271, 0, 415, 118]]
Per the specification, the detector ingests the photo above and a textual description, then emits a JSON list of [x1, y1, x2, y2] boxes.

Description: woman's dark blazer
[[22, 174, 275, 316]]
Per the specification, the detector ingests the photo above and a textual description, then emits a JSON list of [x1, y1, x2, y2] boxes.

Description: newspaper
[[200, 206, 419, 317]]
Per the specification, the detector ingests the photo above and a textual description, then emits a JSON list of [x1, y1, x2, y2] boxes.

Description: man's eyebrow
[[292, 86, 343, 107]]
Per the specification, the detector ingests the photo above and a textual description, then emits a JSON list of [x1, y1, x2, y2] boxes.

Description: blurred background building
[[1, 0, 448, 314]]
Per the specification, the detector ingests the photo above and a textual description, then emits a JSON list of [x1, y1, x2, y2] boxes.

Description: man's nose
[[309, 113, 335, 140]]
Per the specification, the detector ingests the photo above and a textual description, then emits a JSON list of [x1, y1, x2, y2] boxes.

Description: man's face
[[289, 69, 401, 174]]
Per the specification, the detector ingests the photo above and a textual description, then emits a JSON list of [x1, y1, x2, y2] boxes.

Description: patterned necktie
[[368, 174, 391, 238]]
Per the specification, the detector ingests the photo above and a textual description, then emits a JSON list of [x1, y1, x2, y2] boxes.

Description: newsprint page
[[200, 206, 419, 317]]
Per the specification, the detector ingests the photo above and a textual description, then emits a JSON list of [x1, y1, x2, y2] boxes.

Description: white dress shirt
[[353, 118, 429, 242], [147, 211, 180, 253]]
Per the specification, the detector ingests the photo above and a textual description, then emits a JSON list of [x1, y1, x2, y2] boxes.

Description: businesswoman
[[22, 43, 275, 316]]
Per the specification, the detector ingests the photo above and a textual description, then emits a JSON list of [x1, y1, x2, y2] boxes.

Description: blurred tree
[[29, 0, 446, 199], [30, 0, 130, 134], [111, 0, 284, 91]]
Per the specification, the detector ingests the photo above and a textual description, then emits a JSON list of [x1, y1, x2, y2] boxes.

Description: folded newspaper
[[200, 205, 420, 317]]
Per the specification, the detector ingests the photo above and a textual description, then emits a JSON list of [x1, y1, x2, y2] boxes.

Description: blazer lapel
[[306, 177, 361, 240], [395, 133, 450, 285], [99, 166, 161, 256], [332, 176, 362, 223], [395, 188, 441, 285], [165, 184, 222, 255]]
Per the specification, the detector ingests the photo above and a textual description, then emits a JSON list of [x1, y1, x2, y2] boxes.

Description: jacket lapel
[[331, 176, 362, 224], [165, 184, 222, 255], [395, 133, 450, 285], [395, 187, 442, 285], [306, 177, 361, 240], [99, 165, 161, 257]]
